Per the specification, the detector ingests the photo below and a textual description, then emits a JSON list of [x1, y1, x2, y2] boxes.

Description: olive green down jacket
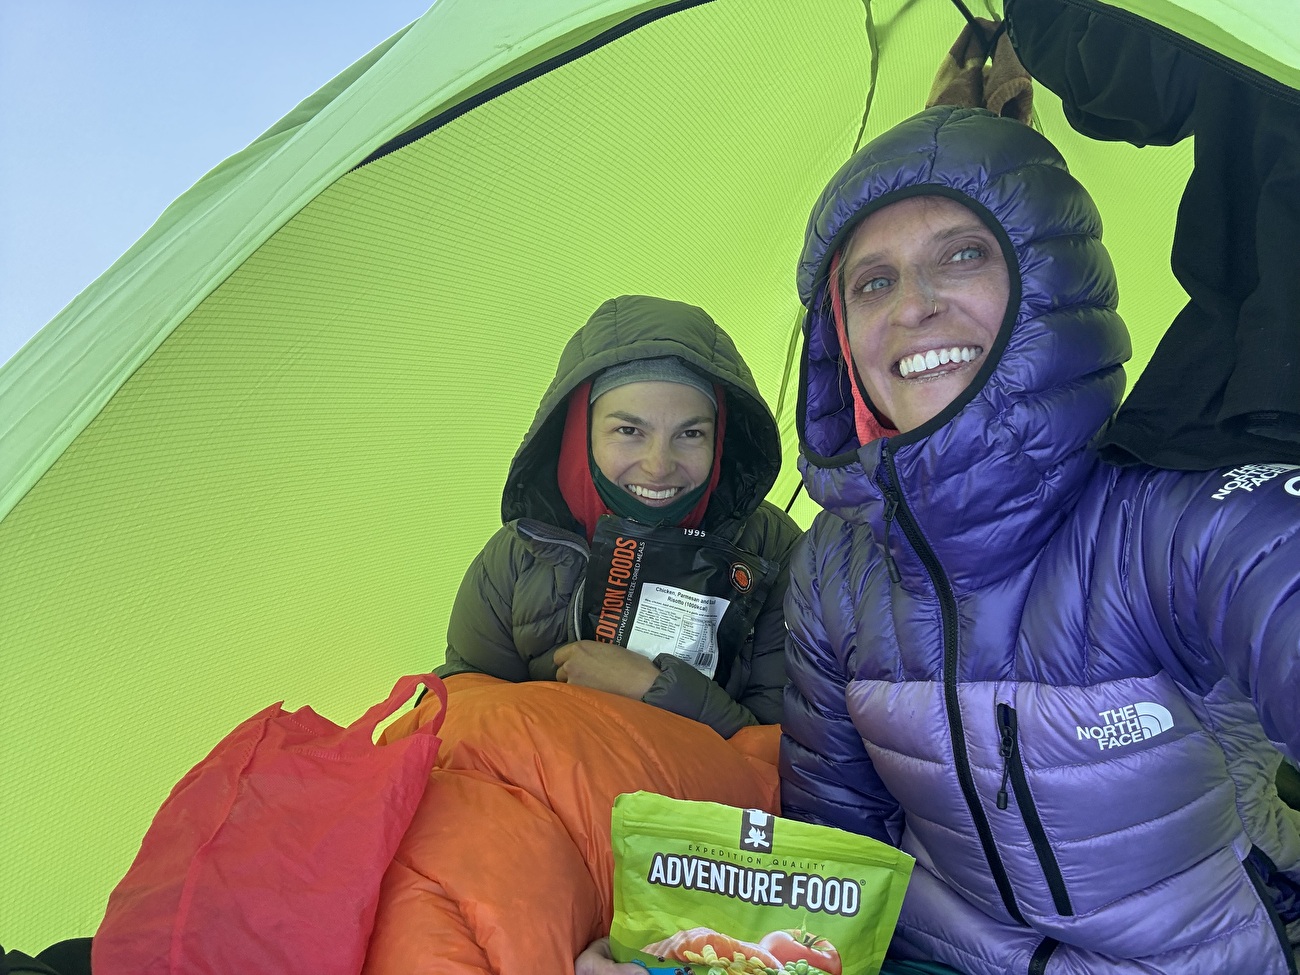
[[438, 295, 803, 738]]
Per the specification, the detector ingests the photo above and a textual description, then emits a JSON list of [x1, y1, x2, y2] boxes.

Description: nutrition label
[[626, 583, 730, 678]]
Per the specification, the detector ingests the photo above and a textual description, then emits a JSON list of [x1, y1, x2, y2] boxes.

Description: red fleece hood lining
[[557, 380, 726, 542], [829, 251, 898, 446]]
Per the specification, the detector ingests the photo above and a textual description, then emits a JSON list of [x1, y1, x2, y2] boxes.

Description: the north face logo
[[1210, 464, 1299, 501], [1076, 702, 1174, 751]]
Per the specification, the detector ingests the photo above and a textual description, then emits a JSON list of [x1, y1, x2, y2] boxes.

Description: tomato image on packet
[[760, 928, 841, 975], [609, 793, 914, 975]]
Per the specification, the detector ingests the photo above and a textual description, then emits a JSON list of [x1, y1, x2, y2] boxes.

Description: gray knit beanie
[[588, 356, 717, 409]]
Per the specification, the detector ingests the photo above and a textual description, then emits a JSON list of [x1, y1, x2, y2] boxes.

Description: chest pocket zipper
[[996, 703, 1074, 917]]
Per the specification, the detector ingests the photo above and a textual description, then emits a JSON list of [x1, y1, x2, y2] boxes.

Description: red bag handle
[[354, 673, 448, 740]]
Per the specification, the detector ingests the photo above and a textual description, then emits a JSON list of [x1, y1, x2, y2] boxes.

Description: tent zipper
[[996, 703, 1074, 916], [354, 0, 718, 169], [879, 441, 1025, 925]]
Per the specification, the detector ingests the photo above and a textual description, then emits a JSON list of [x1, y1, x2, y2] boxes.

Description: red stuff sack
[[93, 673, 447, 975]]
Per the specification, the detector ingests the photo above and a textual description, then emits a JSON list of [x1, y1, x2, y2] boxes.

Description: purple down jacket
[[779, 106, 1300, 975]]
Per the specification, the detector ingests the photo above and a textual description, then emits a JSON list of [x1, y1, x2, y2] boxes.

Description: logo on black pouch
[[730, 561, 753, 593]]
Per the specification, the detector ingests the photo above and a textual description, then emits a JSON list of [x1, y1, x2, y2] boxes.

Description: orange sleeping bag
[[364, 674, 781, 975]]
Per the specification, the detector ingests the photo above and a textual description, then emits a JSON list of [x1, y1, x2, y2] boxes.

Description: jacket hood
[[501, 294, 783, 532], [796, 106, 1132, 589]]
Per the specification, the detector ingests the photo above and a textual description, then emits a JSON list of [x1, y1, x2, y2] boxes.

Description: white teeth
[[629, 485, 679, 500], [896, 346, 981, 378]]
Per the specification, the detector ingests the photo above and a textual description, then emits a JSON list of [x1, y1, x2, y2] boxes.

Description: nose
[[641, 437, 676, 479], [895, 271, 940, 327]]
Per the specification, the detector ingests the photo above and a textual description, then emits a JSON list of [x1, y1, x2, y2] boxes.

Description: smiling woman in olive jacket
[[437, 294, 803, 739]]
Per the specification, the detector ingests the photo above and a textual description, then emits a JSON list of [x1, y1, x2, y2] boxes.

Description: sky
[[0, 0, 434, 367]]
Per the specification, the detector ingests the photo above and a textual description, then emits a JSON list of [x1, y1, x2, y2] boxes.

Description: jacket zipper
[[881, 492, 902, 583], [879, 442, 1026, 924], [996, 703, 1074, 916], [996, 704, 1015, 810], [1242, 849, 1300, 975], [517, 518, 590, 557], [1028, 937, 1060, 975]]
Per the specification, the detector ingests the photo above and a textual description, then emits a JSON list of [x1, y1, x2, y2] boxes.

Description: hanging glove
[[926, 16, 1033, 125], [984, 25, 1034, 123]]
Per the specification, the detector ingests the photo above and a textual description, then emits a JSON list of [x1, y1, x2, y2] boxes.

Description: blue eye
[[951, 245, 984, 262], [858, 276, 890, 293]]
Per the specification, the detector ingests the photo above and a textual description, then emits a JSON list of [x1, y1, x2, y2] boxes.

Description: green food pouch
[[610, 792, 914, 975]]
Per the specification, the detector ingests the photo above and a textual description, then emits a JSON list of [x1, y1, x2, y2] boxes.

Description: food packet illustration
[[581, 516, 775, 682], [610, 792, 914, 975]]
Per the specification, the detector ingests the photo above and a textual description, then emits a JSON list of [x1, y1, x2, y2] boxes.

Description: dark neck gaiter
[[556, 380, 727, 541], [590, 461, 710, 527]]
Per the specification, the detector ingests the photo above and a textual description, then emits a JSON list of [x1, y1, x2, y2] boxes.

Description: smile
[[627, 484, 681, 501], [896, 345, 982, 378]]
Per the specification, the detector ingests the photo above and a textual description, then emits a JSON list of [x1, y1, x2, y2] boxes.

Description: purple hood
[[796, 106, 1129, 591]]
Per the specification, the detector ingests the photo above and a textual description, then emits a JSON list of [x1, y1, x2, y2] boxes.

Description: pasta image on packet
[[610, 792, 914, 975]]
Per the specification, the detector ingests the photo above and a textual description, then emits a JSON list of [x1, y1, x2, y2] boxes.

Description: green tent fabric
[[1117, 0, 1300, 92], [0, 0, 1212, 952]]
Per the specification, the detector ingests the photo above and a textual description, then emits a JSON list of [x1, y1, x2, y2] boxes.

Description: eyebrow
[[601, 410, 716, 428], [844, 221, 992, 275]]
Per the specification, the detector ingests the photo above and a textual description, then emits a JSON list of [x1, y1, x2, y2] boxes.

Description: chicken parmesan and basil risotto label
[[610, 792, 914, 975], [582, 517, 775, 681]]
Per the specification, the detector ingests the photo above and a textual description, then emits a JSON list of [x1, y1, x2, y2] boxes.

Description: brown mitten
[[927, 17, 1035, 124], [984, 27, 1034, 123], [926, 17, 1000, 110]]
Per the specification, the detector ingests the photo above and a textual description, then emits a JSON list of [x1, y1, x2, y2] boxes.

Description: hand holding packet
[[581, 516, 776, 682], [610, 792, 915, 975]]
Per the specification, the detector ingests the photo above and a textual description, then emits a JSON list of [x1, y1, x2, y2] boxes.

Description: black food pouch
[[580, 515, 776, 685]]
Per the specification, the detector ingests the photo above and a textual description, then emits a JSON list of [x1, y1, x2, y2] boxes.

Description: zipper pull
[[881, 489, 902, 584], [877, 441, 902, 584], [996, 703, 1015, 810]]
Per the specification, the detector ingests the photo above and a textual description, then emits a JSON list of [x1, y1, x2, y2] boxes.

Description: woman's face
[[840, 195, 1010, 434], [589, 381, 716, 507]]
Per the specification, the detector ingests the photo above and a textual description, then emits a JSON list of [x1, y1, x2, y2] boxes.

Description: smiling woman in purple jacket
[[780, 105, 1300, 975]]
